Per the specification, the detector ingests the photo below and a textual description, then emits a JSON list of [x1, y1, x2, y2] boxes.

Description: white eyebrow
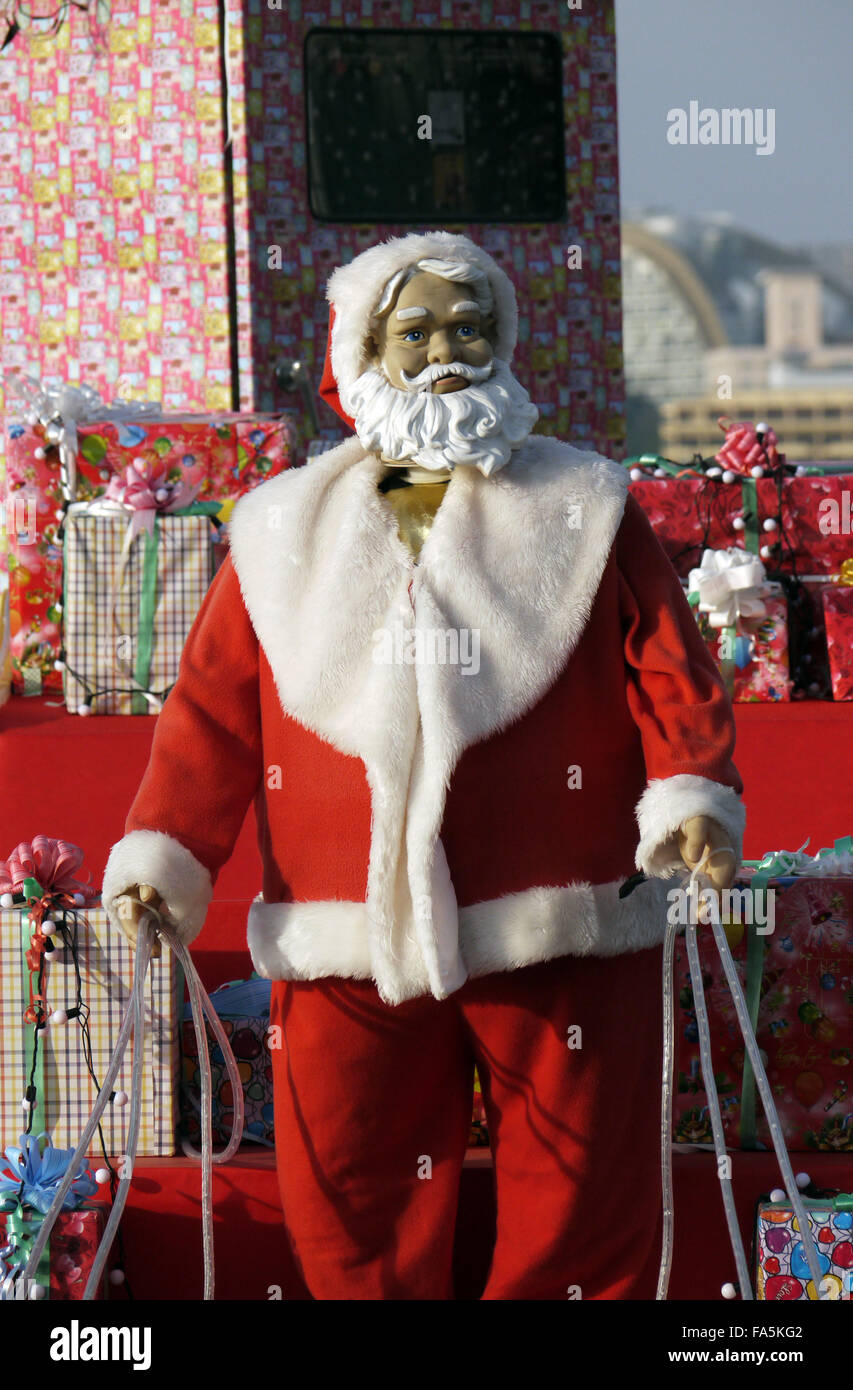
[[395, 305, 428, 321], [452, 301, 480, 314]]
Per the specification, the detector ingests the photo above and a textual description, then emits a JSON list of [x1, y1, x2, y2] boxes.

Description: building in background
[[622, 213, 853, 459]]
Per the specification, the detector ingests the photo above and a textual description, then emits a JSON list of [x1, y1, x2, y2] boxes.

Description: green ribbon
[[4, 1202, 52, 1299], [131, 501, 221, 716], [623, 454, 686, 477], [740, 477, 760, 557], [19, 901, 47, 1141], [687, 591, 735, 695], [738, 835, 853, 1145]]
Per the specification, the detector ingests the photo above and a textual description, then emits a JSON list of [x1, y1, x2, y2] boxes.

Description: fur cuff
[[102, 830, 213, 944], [635, 775, 746, 878]]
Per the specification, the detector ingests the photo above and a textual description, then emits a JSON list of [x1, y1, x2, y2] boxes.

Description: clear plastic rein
[[657, 854, 826, 1300], [13, 908, 245, 1301]]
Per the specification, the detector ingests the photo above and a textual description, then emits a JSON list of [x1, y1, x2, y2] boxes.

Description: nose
[[427, 330, 455, 364]]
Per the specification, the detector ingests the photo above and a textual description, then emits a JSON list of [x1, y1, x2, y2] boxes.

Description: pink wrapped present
[[674, 871, 853, 1151], [822, 581, 853, 701]]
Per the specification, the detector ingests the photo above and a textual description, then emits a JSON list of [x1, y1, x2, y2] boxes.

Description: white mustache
[[398, 360, 494, 393]]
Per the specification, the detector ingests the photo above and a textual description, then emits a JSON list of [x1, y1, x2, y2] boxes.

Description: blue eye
[[456, 325, 476, 338], [403, 330, 424, 343]]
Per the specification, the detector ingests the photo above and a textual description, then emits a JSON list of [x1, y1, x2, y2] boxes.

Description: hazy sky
[[614, 0, 853, 248]]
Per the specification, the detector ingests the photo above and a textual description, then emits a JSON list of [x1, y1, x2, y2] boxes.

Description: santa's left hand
[[678, 816, 736, 893]]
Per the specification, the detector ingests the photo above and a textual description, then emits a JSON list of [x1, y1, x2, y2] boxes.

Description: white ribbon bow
[[6, 372, 163, 504], [688, 548, 769, 628]]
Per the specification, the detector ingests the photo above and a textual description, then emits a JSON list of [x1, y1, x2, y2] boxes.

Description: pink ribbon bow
[[104, 455, 202, 541], [0, 836, 98, 904], [715, 418, 780, 476]]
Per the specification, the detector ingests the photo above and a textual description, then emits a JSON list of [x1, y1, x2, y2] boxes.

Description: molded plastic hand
[[114, 883, 164, 959], [678, 816, 736, 895]]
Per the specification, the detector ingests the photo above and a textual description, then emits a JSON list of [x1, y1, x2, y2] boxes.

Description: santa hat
[[319, 230, 520, 430]]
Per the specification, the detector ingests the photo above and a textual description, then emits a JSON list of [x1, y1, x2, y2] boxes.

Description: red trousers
[[269, 945, 664, 1300]]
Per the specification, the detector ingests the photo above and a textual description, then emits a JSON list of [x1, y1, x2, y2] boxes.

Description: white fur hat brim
[[324, 231, 519, 402]]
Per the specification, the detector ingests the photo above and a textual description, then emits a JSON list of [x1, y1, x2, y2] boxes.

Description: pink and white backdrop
[[0, 0, 623, 456]]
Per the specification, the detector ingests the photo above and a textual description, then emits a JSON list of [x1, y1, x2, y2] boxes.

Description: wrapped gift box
[[0, 905, 182, 1155], [692, 592, 792, 703], [673, 873, 853, 1151], [629, 473, 853, 580], [756, 1193, 853, 1300], [0, 1202, 108, 1301], [75, 414, 294, 503], [822, 586, 853, 701], [3, 410, 294, 696], [61, 501, 218, 715], [180, 976, 274, 1149], [3, 419, 106, 696]]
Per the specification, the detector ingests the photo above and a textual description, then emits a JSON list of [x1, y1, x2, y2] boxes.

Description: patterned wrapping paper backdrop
[[0, 0, 232, 432], [225, 0, 624, 449], [0, 905, 182, 1155], [1, 1, 623, 464]]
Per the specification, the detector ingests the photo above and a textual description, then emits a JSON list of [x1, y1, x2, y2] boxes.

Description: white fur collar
[[228, 436, 627, 1004]]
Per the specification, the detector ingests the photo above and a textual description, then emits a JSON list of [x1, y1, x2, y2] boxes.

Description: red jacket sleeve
[[615, 495, 746, 876], [101, 553, 263, 942]]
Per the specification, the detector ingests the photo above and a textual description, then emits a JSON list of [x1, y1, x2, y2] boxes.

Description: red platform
[[100, 1149, 853, 1301], [3, 694, 853, 1299]]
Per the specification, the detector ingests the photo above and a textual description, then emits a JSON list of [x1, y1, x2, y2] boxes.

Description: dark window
[[304, 27, 566, 224]]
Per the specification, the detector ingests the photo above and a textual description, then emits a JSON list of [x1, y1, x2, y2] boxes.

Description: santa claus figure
[[106, 231, 744, 1300]]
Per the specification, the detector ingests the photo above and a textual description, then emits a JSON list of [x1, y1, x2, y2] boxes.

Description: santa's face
[[339, 270, 539, 476], [375, 271, 495, 394]]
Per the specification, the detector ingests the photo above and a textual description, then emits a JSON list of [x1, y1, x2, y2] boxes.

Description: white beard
[[339, 357, 539, 477]]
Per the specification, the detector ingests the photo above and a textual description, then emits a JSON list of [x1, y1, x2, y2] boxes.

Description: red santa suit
[[103, 231, 744, 1300]]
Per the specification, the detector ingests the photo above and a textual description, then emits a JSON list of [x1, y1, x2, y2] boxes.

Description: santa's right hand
[[114, 883, 164, 959]]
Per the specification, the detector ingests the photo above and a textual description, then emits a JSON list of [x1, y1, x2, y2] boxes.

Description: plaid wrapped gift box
[[0, 905, 182, 1155], [756, 1192, 853, 1300], [61, 500, 218, 715]]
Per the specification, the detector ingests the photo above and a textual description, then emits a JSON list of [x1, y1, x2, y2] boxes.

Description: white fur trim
[[102, 830, 213, 944], [247, 877, 672, 1005], [325, 231, 519, 400], [229, 436, 627, 1004], [635, 775, 746, 878]]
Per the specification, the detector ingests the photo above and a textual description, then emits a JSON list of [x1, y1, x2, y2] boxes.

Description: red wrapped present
[[673, 862, 853, 1151], [0, 1203, 108, 1301], [628, 472, 853, 580], [822, 575, 853, 701], [0, 1130, 109, 1300], [3, 417, 107, 695]]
